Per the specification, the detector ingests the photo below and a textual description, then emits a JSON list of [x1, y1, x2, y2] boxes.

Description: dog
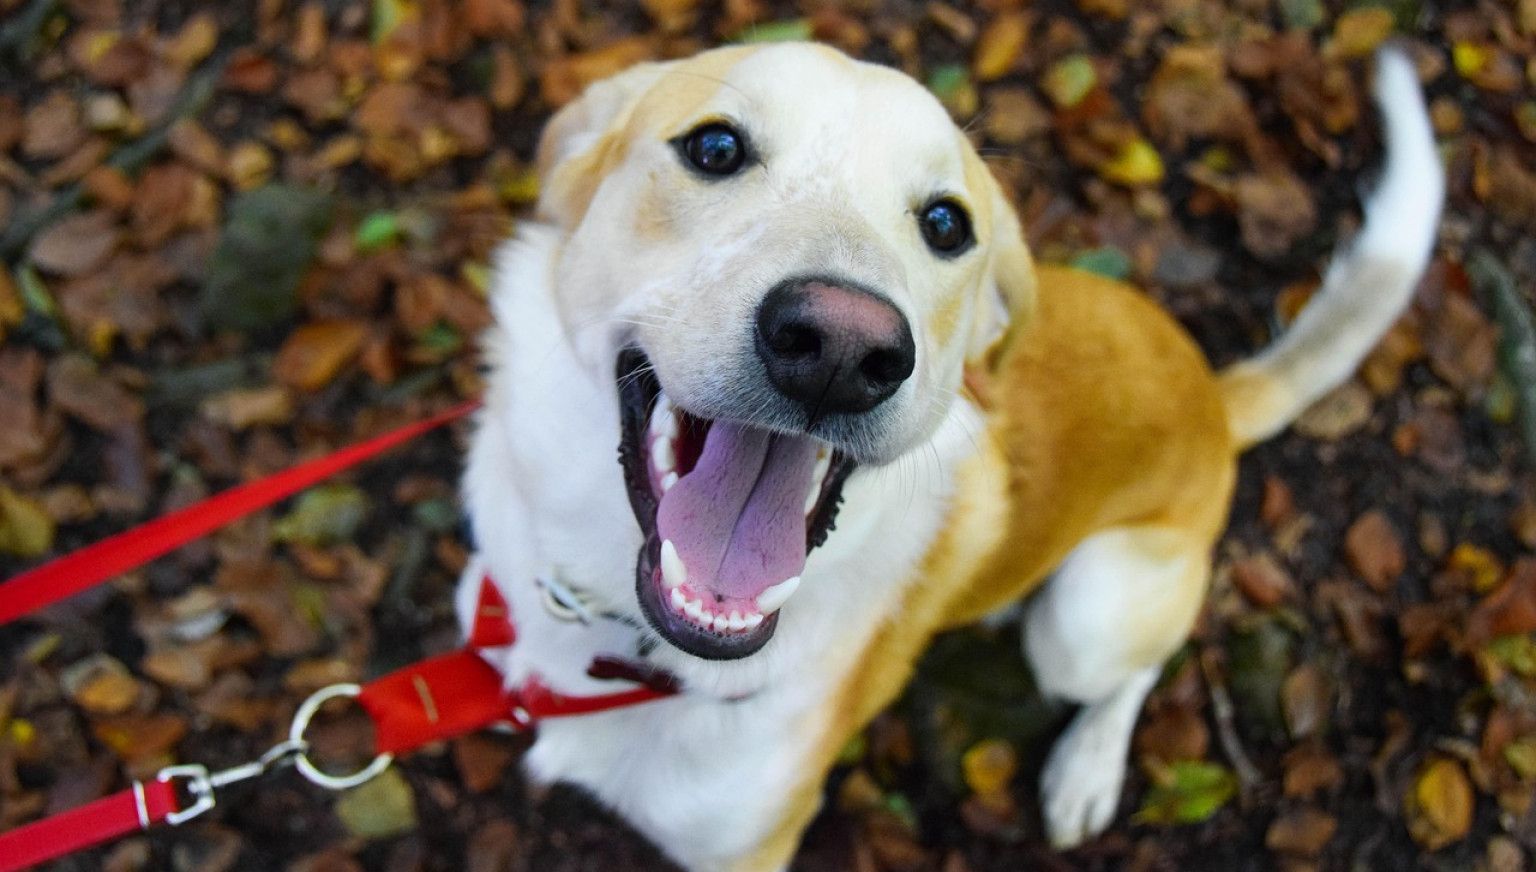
[[455, 42, 1442, 871]]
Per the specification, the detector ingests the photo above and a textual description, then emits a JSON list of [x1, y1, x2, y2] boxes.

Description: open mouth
[[617, 349, 855, 660]]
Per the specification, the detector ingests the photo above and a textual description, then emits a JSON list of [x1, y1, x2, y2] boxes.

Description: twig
[[1470, 248, 1536, 473], [0, 52, 229, 262], [1199, 646, 1263, 793]]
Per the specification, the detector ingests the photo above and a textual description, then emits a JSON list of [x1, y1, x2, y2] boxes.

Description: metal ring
[[288, 684, 394, 791]]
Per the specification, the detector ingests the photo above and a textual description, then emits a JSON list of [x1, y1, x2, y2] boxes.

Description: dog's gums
[[617, 349, 854, 659]]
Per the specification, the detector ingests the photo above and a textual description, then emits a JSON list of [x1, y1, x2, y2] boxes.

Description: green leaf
[[355, 211, 402, 252], [1504, 736, 1536, 780], [1134, 761, 1238, 826], [14, 264, 56, 317], [1487, 634, 1536, 678], [1278, 0, 1325, 29], [273, 484, 370, 546], [372, 0, 417, 44], [734, 19, 812, 43], [1042, 54, 1096, 109], [1071, 246, 1132, 281]]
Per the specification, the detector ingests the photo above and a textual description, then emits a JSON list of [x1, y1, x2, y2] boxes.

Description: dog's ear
[[967, 178, 1037, 363], [535, 61, 676, 229]]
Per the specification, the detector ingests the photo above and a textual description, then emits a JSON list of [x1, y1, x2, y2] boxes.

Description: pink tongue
[[656, 421, 818, 601]]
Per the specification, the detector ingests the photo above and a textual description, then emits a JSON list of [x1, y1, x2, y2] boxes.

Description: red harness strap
[[0, 779, 178, 872], [0, 401, 479, 626], [358, 577, 676, 753]]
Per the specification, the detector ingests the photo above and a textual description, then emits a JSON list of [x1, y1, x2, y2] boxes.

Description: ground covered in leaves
[[1, 0, 1535, 869]]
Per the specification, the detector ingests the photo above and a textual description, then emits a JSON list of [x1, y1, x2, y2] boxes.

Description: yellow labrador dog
[[457, 42, 1441, 870]]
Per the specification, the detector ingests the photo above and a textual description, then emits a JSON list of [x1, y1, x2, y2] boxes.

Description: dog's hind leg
[[1022, 525, 1213, 848]]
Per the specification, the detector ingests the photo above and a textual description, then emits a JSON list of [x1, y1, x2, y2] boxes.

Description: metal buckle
[[287, 684, 394, 791], [156, 739, 307, 826]]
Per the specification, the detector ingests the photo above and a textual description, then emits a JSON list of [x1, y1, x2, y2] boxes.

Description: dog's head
[[532, 43, 1035, 660]]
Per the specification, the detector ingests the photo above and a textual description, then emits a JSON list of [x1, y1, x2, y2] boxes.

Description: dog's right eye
[[679, 123, 747, 176]]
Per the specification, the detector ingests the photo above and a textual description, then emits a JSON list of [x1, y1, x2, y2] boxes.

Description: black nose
[[754, 278, 916, 417]]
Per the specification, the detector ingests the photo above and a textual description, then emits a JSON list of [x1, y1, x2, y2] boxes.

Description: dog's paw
[[1038, 714, 1128, 849]]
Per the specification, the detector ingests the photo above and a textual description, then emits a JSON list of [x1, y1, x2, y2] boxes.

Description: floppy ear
[[535, 61, 677, 229], [966, 179, 1037, 364]]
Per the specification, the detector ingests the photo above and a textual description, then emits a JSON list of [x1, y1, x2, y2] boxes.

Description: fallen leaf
[[1134, 760, 1238, 825], [0, 485, 55, 557], [63, 654, 140, 715], [273, 484, 370, 545], [273, 320, 370, 391], [202, 184, 334, 331], [335, 767, 417, 839], [1232, 551, 1296, 608], [1330, 7, 1395, 59], [1265, 806, 1337, 856], [1294, 380, 1372, 440], [29, 210, 121, 277], [1344, 511, 1406, 593], [972, 13, 1028, 82], [1043, 54, 1096, 109], [1405, 757, 1474, 851]]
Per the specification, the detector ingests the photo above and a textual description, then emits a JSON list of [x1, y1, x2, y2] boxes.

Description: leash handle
[[0, 780, 178, 872], [0, 401, 479, 626]]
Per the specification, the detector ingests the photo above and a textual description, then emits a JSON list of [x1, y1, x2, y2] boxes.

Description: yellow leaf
[[1452, 42, 1491, 79], [1448, 543, 1504, 593], [1331, 7, 1394, 58], [961, 739, 1017, 796], [1100, 138, 1165, 186], [973, 13, 1029, 82], [1405, 757, 1474, 851], [0, 486, 54, 558]]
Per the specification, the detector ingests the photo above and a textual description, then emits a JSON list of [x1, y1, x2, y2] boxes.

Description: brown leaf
[[23, 91, 86, 159], [92, 713, 188, 763], [223, 48, 279, 93], [540, 37, 657, 108], [488, 44, 525, 110], [273, 320, 371, 391], [164, 13, 219, 69], [1266, 807, 1337, 856], [454, 733, 519, 794], [467, 820, 522, 872], [1405, 757, 1474, 851], [64, 654, 140, 715], [1344, 511, 1405, 593], [47, 354, 145, 430], [1420, 287, 1497, 395], [1233, 171, 1317, 260], [30, 210, 120, 277], [1232, 551, 1296, 608], [1468, 559, 1536, 644], [1281, 663, 1330, 740], [1283, 742, 1345, 797], [1134, 704, 1209, 765]]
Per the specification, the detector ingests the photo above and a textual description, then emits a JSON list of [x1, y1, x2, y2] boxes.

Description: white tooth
[[652, 437, 674, 473], [661, 471, 678, 492], [670, 586, 687, 610], [685, 598, 706, 622], [754, 576, 801, 615], [804, 484, 820, 516], [746, 613, 764, 628], [650, 396, 672, 434], [728, 611, 746, 631], [713, 614, 730, 632], [661, 539, 686, 589]]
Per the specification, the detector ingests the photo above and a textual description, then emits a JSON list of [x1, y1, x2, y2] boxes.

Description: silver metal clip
[[156, 738, 307, 826]]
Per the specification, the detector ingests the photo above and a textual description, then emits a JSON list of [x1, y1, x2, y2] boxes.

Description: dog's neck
[[465, 223, 985, 703]]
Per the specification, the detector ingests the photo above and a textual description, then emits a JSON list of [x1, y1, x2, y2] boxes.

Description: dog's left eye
[[918, 199, 973, 256], [679, 123, 747, 176]]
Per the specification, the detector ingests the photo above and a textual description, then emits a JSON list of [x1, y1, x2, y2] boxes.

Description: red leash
[[0, 400, 480, 625], [0, 400, 678, 870]]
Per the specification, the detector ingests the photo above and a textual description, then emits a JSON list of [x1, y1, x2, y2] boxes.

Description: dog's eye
[[918, 199, 973, 256], [680, 123, 747, 176]]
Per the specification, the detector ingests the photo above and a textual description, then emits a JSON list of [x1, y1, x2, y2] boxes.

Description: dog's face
[[533, 43, 1035, 661]]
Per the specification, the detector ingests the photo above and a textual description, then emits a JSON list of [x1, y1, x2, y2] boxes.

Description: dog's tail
[[1218, 46, 1444, 450]]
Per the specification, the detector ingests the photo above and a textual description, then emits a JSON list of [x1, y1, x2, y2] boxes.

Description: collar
[[467, 573, 683, 703]]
